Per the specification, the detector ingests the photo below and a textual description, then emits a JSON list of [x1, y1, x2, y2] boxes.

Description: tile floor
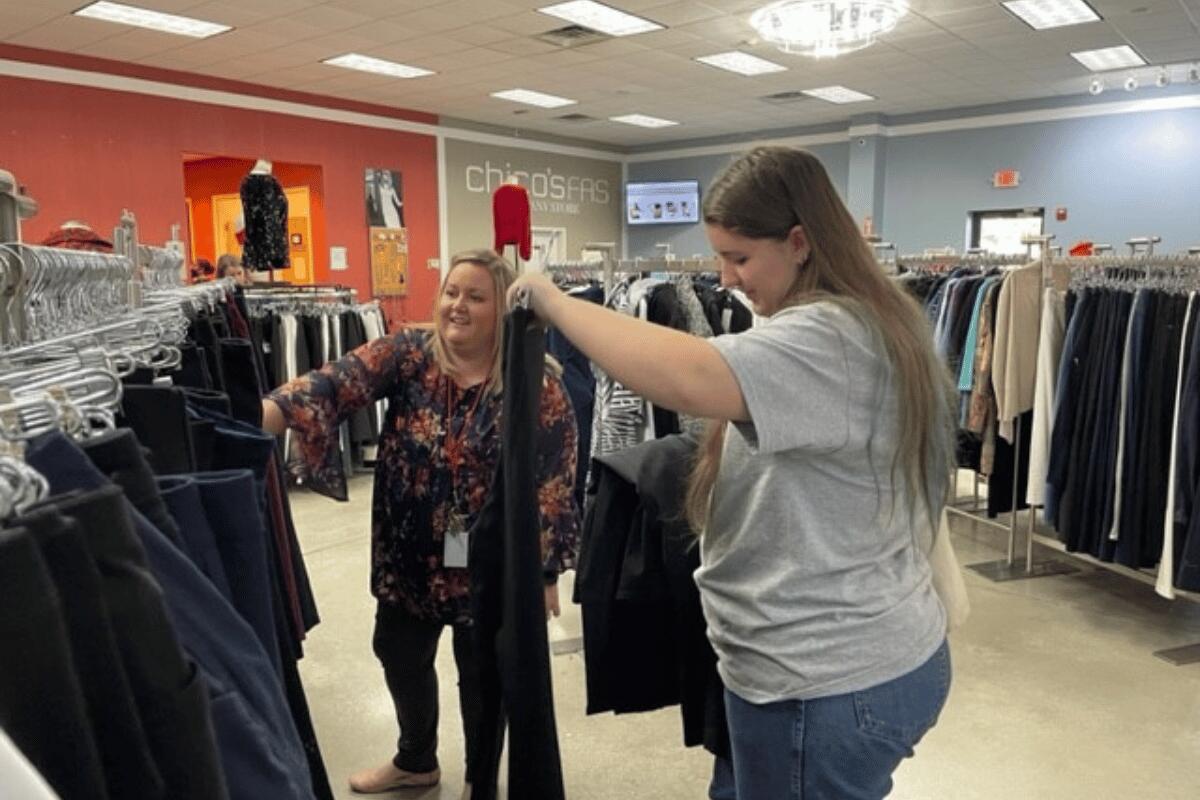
[[293, 475, 1200, 800]]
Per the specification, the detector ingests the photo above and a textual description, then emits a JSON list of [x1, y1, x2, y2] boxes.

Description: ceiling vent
[[535, 24, 612, 48], [555, 113, 598, 123], [760, 90, 816, 105]]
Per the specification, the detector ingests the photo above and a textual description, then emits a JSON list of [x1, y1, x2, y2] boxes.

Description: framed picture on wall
[[365, 168, 404, 228]]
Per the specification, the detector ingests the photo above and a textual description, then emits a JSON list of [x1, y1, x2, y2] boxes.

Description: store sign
[[993, 169, 1020, 189], [464, 160, 611, 216], [444, 139, 621, 259]]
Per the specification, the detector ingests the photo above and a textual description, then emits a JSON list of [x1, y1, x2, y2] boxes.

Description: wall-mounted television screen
[[626, 180, 700, 225]]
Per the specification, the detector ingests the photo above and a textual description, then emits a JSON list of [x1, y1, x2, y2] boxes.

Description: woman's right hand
[[262, 398, 287, 435], [507, 272, 566, 323]]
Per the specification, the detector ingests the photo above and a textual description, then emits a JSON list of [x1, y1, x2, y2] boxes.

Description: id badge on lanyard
[[442, 381, 481, 569]]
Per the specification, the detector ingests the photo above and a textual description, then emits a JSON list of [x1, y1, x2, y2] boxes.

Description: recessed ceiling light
[[74, 1, 230, 38], [322, 54, 434, 79], [490, 88, 577, 108], [1003, 0, 1101, 31], [695, 51, 787, 76], [802, 85, 876, 104], [537, 1, 663, 37], [1071, 45, 1146, 72], [610, 114, 679, 128]]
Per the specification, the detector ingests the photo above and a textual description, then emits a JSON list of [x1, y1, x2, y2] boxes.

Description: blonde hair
[[428, 249, 517, 396], [685, 147, 956, 533]]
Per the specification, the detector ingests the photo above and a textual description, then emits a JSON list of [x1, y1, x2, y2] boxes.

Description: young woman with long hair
[[510, 147, 956, 800]]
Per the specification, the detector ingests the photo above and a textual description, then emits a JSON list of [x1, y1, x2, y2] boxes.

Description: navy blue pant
[[0, 525, 111, 800], [27, 431, 314, 800]]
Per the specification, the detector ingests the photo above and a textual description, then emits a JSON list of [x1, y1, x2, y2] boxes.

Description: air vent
[[555, 113, 597, 123], [535, 24, 612, 48], [760, 90, 816, 105]]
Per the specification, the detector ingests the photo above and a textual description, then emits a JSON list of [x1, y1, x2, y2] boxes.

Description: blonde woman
[[511, 147, 955, 800], [263, 250, 579, 795]]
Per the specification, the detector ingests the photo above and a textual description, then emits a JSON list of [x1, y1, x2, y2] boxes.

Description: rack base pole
[[1153, 643, 1200, 666], [967, 556, 1079, 583]]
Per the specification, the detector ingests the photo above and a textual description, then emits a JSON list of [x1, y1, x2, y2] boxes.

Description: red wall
[[0, 59, 440, 323], [183, 157, 327, 274]]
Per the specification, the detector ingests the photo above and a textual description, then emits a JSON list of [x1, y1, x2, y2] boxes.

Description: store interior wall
[[626, 108, 1200, 258], [0, 74, 441, 324], [625, 143, 851, 258], [184, 156, 327, 281], [882, 108, 1200, 254]]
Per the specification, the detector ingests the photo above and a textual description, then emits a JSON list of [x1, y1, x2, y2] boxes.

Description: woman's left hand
[[544, 583, 561, 621], [508, 272, 565, 323]]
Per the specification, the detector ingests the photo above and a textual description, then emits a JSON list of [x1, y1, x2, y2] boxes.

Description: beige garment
[[966, 280, 1004, 435], [992, 263, 1042, 442]]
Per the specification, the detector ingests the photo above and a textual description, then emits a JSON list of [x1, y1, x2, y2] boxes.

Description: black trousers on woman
[[373, 602, 483, 776]]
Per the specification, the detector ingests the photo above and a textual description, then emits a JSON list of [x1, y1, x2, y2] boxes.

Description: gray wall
[[444, 139, 622, 262], [883, 108, 1200, 254], [625, 108, 1200, 257], [625, 143, 851, 258]]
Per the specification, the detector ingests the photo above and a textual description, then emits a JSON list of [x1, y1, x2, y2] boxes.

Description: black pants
[[373, 603, 482, 776]]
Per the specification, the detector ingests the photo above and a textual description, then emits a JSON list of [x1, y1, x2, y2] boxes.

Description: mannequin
[[240, 161, 288, 271]]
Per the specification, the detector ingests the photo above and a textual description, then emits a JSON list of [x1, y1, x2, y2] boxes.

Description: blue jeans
[[724, 641, 951, 800]]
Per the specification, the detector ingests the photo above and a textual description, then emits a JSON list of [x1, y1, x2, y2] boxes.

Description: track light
[[1189, 64, 1200, 84], [1088, 78, 1104, 95], [1124, 74, 1139, 91], [1156, 68, 1170, 88]]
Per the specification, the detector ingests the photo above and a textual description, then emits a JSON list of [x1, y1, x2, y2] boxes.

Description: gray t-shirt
[[699, 301, 947, 704]]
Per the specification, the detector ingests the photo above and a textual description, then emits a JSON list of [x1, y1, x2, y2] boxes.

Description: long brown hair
[[685, 146, 956, 533], [428, 249, 516, 396]]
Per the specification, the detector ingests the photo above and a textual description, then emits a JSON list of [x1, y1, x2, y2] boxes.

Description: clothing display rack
[[893, 244, 1070, 580], [898, 234, 1200, 664]]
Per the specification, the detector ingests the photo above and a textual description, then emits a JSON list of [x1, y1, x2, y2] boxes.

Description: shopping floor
[[294, 475, 1200, 800]]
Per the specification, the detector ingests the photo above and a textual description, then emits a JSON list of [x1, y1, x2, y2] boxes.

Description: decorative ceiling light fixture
[[749, 0, 909, 59]]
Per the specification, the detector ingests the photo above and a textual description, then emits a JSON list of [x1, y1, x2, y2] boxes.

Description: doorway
[[212, 187, 314, 283], [969, 208, 1045, 257], [183, 155, 324, 284]]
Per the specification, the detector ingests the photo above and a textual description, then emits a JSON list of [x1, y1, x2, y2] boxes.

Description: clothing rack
[[930, 235, 1200, 663], [544, 256, 719, 296]]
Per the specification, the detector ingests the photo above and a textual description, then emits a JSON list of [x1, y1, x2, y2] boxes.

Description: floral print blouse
[[269, 327, 580, 623]]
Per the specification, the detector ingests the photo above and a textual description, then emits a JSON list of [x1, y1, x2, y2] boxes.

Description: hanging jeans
[[723, 641, 951, 800]]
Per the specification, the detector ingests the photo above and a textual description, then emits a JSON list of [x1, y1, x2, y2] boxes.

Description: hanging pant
[[0, 526, 111, 800], [469, 307, 566, 800]]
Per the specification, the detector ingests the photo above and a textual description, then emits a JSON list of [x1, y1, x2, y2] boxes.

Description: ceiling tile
[[3, 18, 120, 50]]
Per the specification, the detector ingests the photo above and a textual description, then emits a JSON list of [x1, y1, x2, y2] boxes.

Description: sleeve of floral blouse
[[268, 328, 423, 501], [535, 368, 581, 581]]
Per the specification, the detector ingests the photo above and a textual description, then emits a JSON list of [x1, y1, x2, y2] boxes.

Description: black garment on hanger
[[15, 507, 165, 799], [120, 385, 196, 475], [580, 434, 730, 758], [469, 307, 566, 800], [240, 173, 290, 271], [176, 342, 214, 390], [218, 338, 266, 428], [0, 525, 111, 800]]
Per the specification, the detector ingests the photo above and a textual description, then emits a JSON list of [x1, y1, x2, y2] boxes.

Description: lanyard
[[442, 377, 486, 510]]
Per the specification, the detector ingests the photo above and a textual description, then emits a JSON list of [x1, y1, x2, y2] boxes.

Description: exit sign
[[993, 169, 1020, 189]]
